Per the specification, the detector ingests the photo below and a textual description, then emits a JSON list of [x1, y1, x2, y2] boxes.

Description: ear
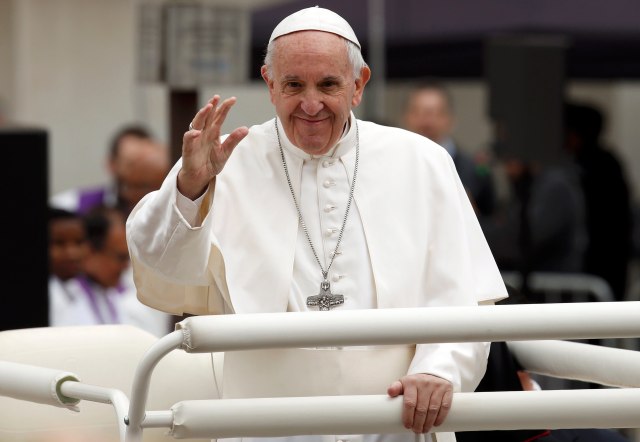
[[107, 157, 117, 175], [261, 65, 277, 105], [351, 66, 371, 107]]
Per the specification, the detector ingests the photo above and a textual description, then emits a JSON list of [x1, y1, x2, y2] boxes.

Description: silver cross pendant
[[307, 280, 344, 311]]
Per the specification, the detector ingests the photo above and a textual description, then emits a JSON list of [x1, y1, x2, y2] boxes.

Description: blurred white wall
[[2, 0, 139, 195], [0, 0, 15, 118], [201, 82, 273, 135], [1, 0, 639, 202]]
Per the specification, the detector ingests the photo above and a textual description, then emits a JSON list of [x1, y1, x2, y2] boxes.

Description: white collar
[[276, 112, 357, 161]]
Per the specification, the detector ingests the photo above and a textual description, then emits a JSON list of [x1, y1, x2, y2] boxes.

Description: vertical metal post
[[366, 0, 386, 123]]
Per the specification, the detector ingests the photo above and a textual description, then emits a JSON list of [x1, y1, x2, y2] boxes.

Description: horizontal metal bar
[[141, 411, 174, 428], [177, 302, 640, 352], [507, 340, 640, 387], [169, 389, 640, 439], [0, 360, 80, 408]]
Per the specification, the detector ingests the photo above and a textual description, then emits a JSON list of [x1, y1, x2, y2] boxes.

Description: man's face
[[404, 89, 453, 144], [261, 31, 370, 155], [112, 138, 169, 213]]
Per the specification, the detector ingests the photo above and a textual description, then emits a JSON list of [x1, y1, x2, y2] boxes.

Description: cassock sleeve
[[126, 159, 232, 315], [407, 149, 507, 392]]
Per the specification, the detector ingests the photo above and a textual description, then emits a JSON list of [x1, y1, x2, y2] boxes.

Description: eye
[[283, 81, 302, 93], [320, 80, 339, 90]]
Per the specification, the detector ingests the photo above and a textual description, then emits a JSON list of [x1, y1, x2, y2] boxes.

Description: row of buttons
[[321, 157, 345, 285], [332, 274, 345, 282]]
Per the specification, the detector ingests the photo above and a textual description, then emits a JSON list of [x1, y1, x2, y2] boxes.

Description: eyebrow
[[280, 75, 344, 82], [319, 76, 342, 83]]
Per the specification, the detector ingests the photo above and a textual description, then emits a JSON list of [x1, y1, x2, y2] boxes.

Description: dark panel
[[250, 31, 640, 80], [0, 129, 49, 330], [485, 35, 566, 165], [169, 90, 198, 164]]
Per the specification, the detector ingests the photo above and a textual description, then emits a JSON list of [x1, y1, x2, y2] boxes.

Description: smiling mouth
[[296, 116, 328, 124]]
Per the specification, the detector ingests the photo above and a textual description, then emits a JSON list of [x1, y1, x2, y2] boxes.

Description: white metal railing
[[1, 302, 640, 442]]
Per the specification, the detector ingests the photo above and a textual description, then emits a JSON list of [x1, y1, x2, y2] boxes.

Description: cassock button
[[332, 274, 343, 282], [324, 204, 336, 212], [323, 180, 335, 188], [322, 160, 335, 168], [326, 228, 338, 236]]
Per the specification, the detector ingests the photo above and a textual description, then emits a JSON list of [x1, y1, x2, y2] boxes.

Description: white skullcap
[[269, 6, 360, 49]]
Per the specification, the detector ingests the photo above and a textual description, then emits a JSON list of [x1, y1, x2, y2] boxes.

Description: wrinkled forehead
[[271, 31, 353, 80], [272, 31, 351, 71]]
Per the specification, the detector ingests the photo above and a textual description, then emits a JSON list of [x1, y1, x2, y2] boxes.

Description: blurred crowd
[[401, 80, 634, 303], [48, 125, 172, 337]]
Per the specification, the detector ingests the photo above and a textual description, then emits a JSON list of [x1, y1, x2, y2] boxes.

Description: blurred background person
[[48, 207, 89, 327], [479, 152, 587, 275], [403, 80, 496, 216], [50, 124, 170, 217], [564, 101, 632, 301], [52, 205, 171, 337]]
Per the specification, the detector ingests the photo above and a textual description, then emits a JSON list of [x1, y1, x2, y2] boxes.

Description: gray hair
[[264, 37, 367, 79]]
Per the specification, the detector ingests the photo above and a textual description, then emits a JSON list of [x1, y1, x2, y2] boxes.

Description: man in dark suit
[[403, 80, 496, 216], [564, 101, 632, 300]]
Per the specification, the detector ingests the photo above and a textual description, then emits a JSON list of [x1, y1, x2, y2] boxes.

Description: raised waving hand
[[178, 95, 249, 200]]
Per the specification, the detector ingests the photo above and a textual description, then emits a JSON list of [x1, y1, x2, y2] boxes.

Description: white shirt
[[281, 120, 377, 313], [48, 274, 171, 338]]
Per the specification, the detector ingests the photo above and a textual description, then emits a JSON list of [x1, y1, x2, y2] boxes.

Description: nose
[[300, 88, 324, 116]]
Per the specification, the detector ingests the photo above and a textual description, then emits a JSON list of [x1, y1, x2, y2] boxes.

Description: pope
[[127, 6, 507, 442]]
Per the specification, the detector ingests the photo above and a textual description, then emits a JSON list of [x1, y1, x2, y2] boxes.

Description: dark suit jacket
[[452, 145, 496, 216]]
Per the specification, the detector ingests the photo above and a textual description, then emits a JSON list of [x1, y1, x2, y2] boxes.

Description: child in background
[[48, 207, 89, 325]]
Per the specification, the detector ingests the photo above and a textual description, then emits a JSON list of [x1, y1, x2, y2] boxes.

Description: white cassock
[[126, 113, 508, 442]]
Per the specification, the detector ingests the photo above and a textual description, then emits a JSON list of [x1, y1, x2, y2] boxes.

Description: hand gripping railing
[[122, 301, 640, 441], [2, 302, 640, 441]]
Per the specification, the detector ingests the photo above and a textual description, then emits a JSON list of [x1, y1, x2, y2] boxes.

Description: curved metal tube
[[60, 381, 129, 441], [125, 330, 184, 442]]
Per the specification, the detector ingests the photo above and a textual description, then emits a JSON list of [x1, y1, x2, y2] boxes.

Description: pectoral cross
[[307, 280, 344, 311]]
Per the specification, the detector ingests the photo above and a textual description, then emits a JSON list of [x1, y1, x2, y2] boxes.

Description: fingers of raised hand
[[203, 95, 237, 136], [189, 101, 215, 133], [221, 126, 250, 157]]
